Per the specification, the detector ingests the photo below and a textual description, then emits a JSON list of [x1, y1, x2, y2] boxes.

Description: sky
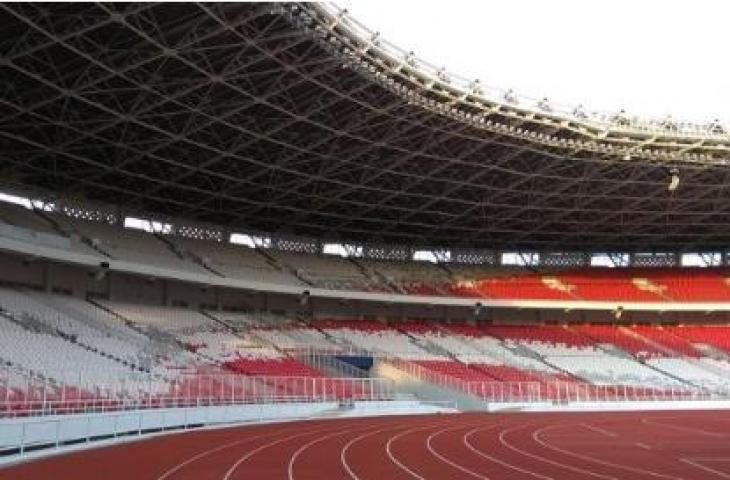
[[340, 0, 729, 124]]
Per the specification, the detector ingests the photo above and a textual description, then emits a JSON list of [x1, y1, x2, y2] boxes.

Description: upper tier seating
[[269, 251, 376, 290], [0, 203, 56, 234], [443, 268, 730, 302], [5, 207, 730, 302], [172, 238, 303, 285], [473, 276, 575, 300], [634, 269, 730, 302], [559, 270, 667, 301], [0, 204, 102, 256], [51, 215, 208, 274], [358, 259, 451, 294]]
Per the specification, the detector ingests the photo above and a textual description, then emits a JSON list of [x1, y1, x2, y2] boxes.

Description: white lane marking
[[385, 424, 441, 480], [425, 424, 491, 480], [580, 423, 618, 438], [641, 417, 726, 438], [341, 424, 414, 480], [463, 424, 554, 480], [533, 423, 683, 480], [681, 458, 730, 479], [288, 425, 376, 480], [499, 424, 617, 480], [156, 426, 312, 480], [222, 423, 345, 480]]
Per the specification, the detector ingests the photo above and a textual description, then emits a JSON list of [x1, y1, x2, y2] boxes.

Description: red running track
[[4, 411, 730, 479]]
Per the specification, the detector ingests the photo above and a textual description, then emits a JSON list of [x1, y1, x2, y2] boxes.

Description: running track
[[3, 411, 730, 479]]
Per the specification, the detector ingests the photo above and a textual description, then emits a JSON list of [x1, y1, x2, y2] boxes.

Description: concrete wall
[[0, 401, 339, 462]]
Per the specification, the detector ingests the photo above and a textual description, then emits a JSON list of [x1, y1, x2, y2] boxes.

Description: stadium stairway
[[255, 249, 313, 287], [629, 326, 730, 381], [296, 352, 370, 379], [394, 325, 454, 359], [371, 358, 488, 411], [507, 343, 588, 382], [154, 234, 220, 275], [87, 299, 172, 345], [200, 310, 239, 334], [619, 327, 679, 356], [35, 209, 114, 258]]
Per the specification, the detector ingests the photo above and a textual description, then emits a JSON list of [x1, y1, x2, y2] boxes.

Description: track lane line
[[156, 426, 297, 480], [641, 417, 727, 438], [463, 424, 554, 480], [341, 424, 415, 480], [221, 422, 351, 480], [499, 424, 618, 480], [385, 423, 446, 480], [288, 423, 385, 480], [532, 423, 684, 480], [424, 424, 491, 480]]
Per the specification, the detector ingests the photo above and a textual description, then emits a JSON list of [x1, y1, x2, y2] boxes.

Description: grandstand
[[1, 1, 730, 479]]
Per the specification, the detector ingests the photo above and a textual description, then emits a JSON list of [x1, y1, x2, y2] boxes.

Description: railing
[[0, 372, 395, 418], [382, 357, 730, 403], [296, 351, 371, 379]]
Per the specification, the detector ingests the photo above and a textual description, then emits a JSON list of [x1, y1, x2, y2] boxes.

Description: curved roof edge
[[293, 3, 730, 166]]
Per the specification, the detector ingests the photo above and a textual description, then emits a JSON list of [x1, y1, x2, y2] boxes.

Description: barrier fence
[[383, 357, 726, 403], [0, 369, 394, 418], [0, 401, 342, 457]]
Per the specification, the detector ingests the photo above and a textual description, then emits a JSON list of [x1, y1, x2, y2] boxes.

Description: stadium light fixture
[[300, 290, 311, 306], [668, 167, 680, 192], [572, 104, 588, 119]]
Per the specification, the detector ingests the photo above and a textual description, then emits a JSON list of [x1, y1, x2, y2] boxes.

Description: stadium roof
[[1, 2, 730, 252]]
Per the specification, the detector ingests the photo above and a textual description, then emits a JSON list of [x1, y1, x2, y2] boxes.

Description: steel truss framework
[[1, 2, 730, 252]]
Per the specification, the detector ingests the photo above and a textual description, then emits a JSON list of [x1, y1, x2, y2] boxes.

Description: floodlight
[[668, 167, 680, 192]]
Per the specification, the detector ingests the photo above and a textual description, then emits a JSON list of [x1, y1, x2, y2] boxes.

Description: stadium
[[1, 1, 730, 478]]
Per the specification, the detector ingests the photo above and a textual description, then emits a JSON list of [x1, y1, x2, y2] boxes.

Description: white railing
[[382, 357, 729, 403], [295, 350, 371, 378], [0, 371, 394, 418]]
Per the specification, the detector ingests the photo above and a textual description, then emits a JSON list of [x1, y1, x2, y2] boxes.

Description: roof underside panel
[[1, 2, 730, 251]]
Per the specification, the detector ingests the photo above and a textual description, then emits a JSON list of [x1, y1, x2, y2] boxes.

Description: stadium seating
[[172, 237, 304, 285], [628, 325, 702, 357], [269, 251, 376, 291], [6, 208, 730, 304], [572, 325, 667, 357], [51, 215, 209, 274], [667, 326, 730, 354], [314, 319, 440, 359], [5, 286, 730, 416]]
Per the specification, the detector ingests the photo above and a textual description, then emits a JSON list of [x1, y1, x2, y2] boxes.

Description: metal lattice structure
[[2, 2, 730, 253]]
